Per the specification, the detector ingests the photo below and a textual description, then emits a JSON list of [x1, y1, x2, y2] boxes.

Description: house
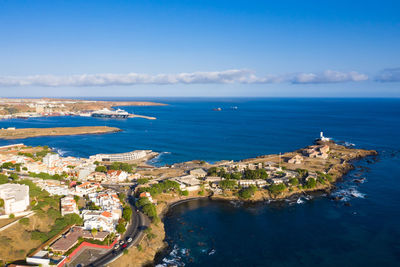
[[173, 175, 201, 192], [139, 192, 154, 203], [189, 168, 207, 178], [75, 182, 102, 196], [107, 170, 128, 182], [238, 179, 267, 188], [87, 190, 123, 221], [81, 210, 115, 233], [60, 195, 79, 216], [287, 154, 304, 164], [43, 153, 60, 168], [0, 183, 30, 214]]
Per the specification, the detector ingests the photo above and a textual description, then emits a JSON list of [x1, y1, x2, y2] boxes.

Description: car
[[122, 244, 127, 248], [114, 244, 120, 250], [119, 240, 125, 245], [127, 237, 133, 243]]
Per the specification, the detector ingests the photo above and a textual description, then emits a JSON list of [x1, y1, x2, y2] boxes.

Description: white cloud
[[375, 68, 400, 82], [0, 69, 368, 87]]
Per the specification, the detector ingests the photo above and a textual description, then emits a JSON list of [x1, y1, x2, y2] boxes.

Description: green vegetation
[[145, 227, 157, 240], [137, 178, 150, 185], [19, 218, 29, 225], [0, 174, 8, 184], [122, 206, 132, 221], [0, 198, 4, 207], [304, 178, 317, 189], [109, 162, 134, 173], [239, 185, 257, 199], [268, 183, 287, 195], [137, 180, 180, 197], [31, 213, 83, 243], [317, 171, 333, 182], [243, 168, 268, 180], [9, 213, 15, 219], [289, 178, 299, 186], [219, 179, 237, 190], [116, 220, 127, 234], [136, 197, 158, 222], [180, 190, 189, 196], [28, 172, 67, 181], [95, 165, 107, 173], [8, 173, 19, 181], [296, 168, 309, 178]]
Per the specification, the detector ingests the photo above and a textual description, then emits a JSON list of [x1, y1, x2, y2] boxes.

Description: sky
[[0, 0, 399, 97]]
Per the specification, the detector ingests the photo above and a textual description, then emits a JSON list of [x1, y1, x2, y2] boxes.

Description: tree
[[0, 198, 4, 207], [122, 206, 132, 221], [9, 214, 15, 219], [180, 190, 189, 196], [289, 178, 299, 186], [95, 165, 107, 173], [116, 221, 126, 234], [136, 197, 150, 207], [207, 167, 218, 176], [268, 183, 286, 195], [304, 178, 317, 189], [91, 228, 98, 238], [137, 178, 150, 185], [219, 180, 237, 190], [239, 185, 257, 199]]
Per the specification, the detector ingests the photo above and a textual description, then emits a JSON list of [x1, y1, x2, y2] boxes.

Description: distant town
[[0, 98, 164, 120], [0, 133, 377, 266]]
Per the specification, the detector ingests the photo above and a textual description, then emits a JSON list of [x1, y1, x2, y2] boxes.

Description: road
[[86, 184, 150, 267]]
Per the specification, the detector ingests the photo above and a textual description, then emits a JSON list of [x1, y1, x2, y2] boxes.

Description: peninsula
[[0, 135, 377, 267], [0, 126, 121, 139]]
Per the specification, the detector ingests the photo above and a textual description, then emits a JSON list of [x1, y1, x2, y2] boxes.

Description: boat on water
[[212, 107, 222, 111], [91, 108, 130, 118]]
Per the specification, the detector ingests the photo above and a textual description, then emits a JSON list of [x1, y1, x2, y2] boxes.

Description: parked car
[[114, 244, 120, 250], [127, 237, 133, 243], [122, 244, 127, 248], [119, 240, 125, 245]]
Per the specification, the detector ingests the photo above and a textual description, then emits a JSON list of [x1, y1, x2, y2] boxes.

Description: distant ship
[[91, 108, 130, 118], [212, 107, 222, 111]]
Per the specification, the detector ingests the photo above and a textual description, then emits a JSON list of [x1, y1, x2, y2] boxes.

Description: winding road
[[86, 184, 150, 267]]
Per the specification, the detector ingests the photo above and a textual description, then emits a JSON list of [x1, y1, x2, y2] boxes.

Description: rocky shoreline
[[109, 142, 377, 267]]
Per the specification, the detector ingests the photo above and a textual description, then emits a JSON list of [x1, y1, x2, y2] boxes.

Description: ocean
[[1, 98, 399, 266]]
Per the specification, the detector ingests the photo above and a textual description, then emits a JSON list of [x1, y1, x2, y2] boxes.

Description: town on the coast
[[0, 98, 163, 120], [0, 132, 377, 267]]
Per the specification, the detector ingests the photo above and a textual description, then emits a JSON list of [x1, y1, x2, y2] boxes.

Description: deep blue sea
[[1, 98, 399, 266]]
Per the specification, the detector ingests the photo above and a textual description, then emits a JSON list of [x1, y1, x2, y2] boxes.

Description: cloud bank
[[0, 69, 368, 87], [376, 68, 400, 82]]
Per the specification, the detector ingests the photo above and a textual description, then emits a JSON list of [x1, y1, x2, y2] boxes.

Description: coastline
[[0, 126, 121, 139], [110, 143, 377, 267]]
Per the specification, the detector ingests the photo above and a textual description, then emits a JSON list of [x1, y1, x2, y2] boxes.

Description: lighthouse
[[320, 132, 330, 142]]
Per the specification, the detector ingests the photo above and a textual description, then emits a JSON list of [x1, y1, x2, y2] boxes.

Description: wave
[[52, 147, 69, 156], [331, 187, 366, 202], [148, 151, 171, 166]]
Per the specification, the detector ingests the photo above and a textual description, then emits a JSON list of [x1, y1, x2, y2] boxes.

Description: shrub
[[9, 213, 15, 219], [137, 178, 150, 185], [239, 185, 257, 199], [219, 179, 237, 190], [95, 165, 107, 173], [268, 183, 286, 195], [304, 178, 317, 189], [180, 190, 189, 196], [289, 178, 299, 186], [19, 217, 30, 225]]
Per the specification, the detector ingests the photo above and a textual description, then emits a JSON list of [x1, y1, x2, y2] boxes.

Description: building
[[139, 192, 154, 203], [43, 153, 60, 168], [90, 150, 149, 162], [60, 195, 79, 216], [172, 175, 201, 191], [106, 170, 128, 182], [238, 179, 267, 188], [75, 182, 102, 196], [189, 168, 207, 178], [0, 184, 30, 214], [320, 132, 331, 142], [287, 154, 304, 164], [82, 210, 115, 233]]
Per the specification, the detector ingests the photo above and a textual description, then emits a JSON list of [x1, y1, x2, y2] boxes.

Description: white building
[[189, 168, 207, 178], [60, 195, 79, 216], [173, 175, 201, 192], [81, 210, 115, 233], [90, 150, 148, 162], [43, 153, 60, 168], [0, 184, 30, 214]]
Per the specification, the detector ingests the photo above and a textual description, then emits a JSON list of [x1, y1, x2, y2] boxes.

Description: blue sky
[[0, 0, 399, 97]]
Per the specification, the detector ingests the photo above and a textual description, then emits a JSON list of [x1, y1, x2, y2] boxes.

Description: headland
[[0, 126, 121, 139]]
